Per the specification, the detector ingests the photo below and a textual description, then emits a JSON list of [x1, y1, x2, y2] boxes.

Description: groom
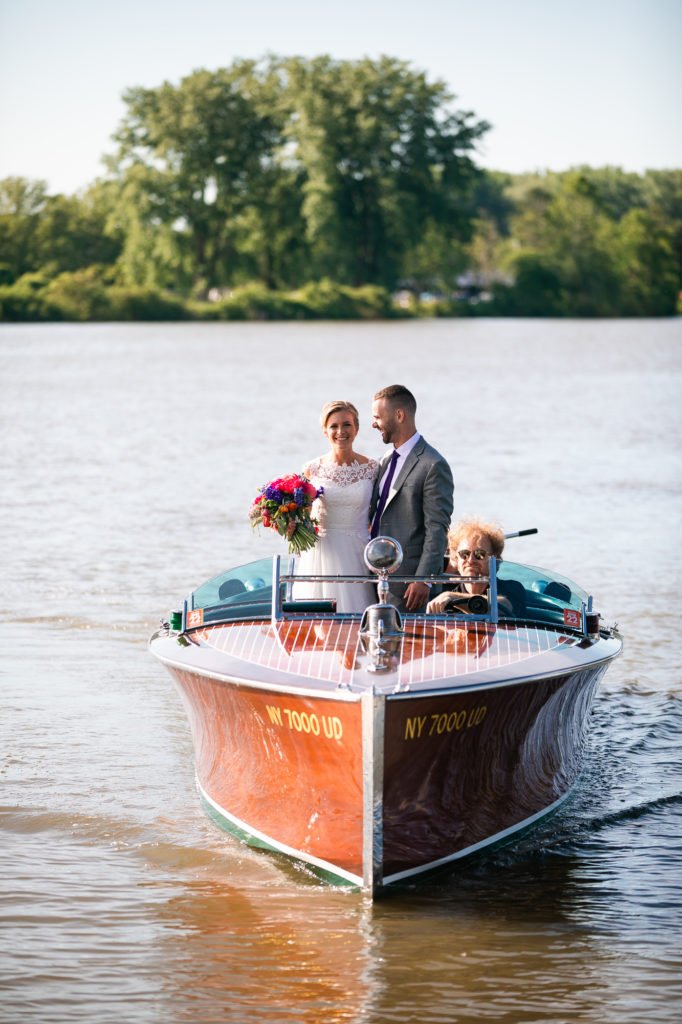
[[369, 384, 454, 611]]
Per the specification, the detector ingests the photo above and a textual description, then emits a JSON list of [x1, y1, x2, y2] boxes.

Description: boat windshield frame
[[182, 553, 592, 637]]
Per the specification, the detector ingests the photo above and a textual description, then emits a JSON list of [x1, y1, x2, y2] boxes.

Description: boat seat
[[496, 578, 527, 618], [544, 581, 572, 603], [219, 578, 247, 600]]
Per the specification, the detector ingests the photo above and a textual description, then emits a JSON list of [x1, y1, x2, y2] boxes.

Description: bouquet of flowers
[[248, 473, 324, 554]]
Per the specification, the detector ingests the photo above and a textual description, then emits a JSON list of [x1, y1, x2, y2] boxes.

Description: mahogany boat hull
[[155, 620, 618, 890], [381, 666, 604, 883], [167, 663, 365, 882]]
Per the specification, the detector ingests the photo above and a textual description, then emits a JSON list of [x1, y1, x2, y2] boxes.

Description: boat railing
[[275, 555, 499, 624], [274, 556, 602, 640]]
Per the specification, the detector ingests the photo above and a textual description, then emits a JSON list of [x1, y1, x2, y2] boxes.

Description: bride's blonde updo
[[319, 400, 360, 430]]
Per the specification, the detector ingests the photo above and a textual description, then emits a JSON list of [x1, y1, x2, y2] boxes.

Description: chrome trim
[[488, 556, 499, 623], [269, 556, 292, 658], [361, 688, 385, 893], [271, 555, 282, 622]]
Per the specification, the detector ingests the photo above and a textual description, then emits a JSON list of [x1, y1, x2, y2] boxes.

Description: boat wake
[[580, 790, 682, 830], [0, 803, 230, 863], [0, 804, 323, 891]]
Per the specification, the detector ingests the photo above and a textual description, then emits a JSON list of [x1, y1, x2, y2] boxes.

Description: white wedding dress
[[294, 457, 379, 614]]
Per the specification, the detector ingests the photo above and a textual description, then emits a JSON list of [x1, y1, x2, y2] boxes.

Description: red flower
[[278, 474, 300, 494]]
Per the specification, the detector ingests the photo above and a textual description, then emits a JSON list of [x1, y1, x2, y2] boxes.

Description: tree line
[[1, 55, 680, 320]]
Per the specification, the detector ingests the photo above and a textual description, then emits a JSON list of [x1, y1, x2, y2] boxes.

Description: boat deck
[[184, 616, 601, 696]]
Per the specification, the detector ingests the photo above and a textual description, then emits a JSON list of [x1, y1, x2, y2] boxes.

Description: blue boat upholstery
[[496, 578, 527, 618], [218, 578, 247, 600], [543, 580, 572, 603]]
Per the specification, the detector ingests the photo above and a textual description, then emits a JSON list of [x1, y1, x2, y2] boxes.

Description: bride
[[294, 400, 379, 614]]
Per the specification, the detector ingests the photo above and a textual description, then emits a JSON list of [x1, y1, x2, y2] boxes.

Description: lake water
[[1, 318, 681, 1023]]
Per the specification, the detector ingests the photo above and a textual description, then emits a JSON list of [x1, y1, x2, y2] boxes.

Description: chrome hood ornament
[[360, 536, 404, 673]]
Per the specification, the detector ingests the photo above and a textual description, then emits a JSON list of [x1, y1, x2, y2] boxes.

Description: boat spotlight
[[364, 535, 403, 578], [361, 536, 404, 672]]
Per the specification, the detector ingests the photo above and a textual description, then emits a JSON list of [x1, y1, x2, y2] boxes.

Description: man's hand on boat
[[404, 581, 431, 611], [426, 590, 457, 614]]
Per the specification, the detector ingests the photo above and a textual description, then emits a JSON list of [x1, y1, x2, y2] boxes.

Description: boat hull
[[160, 647, 612, 889], [381, 666, 604, 883], [167, 664, 365, 883]]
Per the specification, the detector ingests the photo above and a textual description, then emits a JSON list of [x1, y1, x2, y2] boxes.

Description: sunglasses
[[457, 548, 491, 561]]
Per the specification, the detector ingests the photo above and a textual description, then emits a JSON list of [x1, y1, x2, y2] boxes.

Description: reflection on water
[[155, 882, 373, 1024], [1, 320, 681, 1023]]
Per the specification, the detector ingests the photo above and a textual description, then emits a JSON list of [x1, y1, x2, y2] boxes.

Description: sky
[[0, 0, 680, 196]]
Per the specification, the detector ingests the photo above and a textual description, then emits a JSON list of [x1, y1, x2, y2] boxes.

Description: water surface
[[1, 319, 681, 1022]]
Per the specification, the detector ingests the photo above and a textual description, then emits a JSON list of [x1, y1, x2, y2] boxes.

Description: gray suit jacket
[[369, 436, 454, 607]]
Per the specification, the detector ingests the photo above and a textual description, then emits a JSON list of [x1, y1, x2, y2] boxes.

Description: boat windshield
[[190, 557, 273, 622], [497, 559, 588, 624], [187, 555, 589, 627]]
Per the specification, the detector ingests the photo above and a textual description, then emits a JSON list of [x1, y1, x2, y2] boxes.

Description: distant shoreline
[[2, 279, 680, 323]]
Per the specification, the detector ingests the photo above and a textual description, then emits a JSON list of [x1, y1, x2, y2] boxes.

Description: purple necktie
[[370, 450, 400, 538]]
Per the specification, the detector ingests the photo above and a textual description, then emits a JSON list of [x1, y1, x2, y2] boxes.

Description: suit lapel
[[383, 438, 424, 512], [371, 452, 393, 510]]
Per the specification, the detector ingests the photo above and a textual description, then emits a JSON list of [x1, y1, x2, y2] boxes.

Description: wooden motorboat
[[150, 537, 622, 894]]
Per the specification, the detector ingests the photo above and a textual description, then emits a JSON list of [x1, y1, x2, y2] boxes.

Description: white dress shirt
[[377, 432, 421, 493]]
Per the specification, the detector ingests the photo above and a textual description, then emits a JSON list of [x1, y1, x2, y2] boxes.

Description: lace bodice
[[304, 457, 378, 487], [303, 457, 379, 537]]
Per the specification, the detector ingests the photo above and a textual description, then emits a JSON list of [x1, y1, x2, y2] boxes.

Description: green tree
[[490, 252, 564, 316], [279, 55, 489, 288], [399, 219, 469, 296], [642, 169, 682, 292], [563, 166, 648, 221], [33, 183, 122, 275], [0, 177, 121, 282], [0, 177, 48, 281], [612, 208, 678, 315], [486, 168, 680, 316], [108, 164, 196, 291], [109, 63, 286, 293], [471, 169, 515, 236], [543, 188, 623, 316], [231, 164, 311, 289]]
